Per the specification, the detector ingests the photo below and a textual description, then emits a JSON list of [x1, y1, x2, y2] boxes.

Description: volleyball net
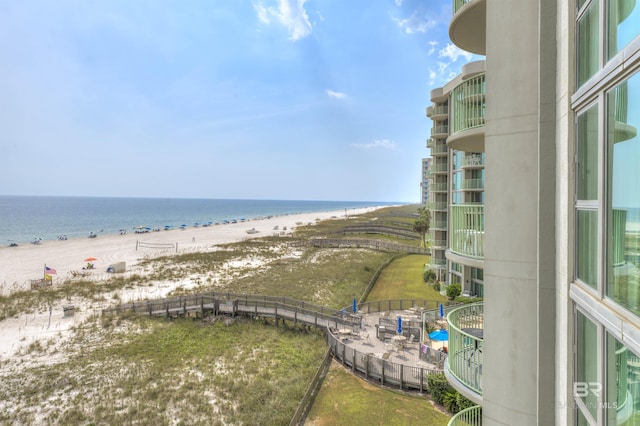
[[136, 241, 178, 252]]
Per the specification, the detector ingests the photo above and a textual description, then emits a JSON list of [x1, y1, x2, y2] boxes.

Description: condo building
[[426, 1, 640, 425]]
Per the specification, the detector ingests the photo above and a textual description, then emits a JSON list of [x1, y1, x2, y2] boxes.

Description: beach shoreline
[[0, 206, 381, 295], [0, 206, 389, 363]]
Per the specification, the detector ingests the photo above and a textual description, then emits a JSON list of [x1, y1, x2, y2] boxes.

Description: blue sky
[[0, 0, 475, 202]]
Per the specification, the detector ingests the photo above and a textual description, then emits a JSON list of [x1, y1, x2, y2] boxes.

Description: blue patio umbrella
[[440, 303, 444, 318], [429, 329, 449, 341], [352, 298, 357, 313], [397, 316, 403, 334]]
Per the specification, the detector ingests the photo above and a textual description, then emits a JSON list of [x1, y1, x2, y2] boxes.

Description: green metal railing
[[426, 201, 448, 210], [430, 258, 447, 268], [432, 124, 449, 136], [453, 0, 475, 15], [433, 104, 449, 116], [451, 74, 486, 135], [430, 143, 449, 155], [431, 182, 448, 192], [462, 154, 484, 167], [462, 178, 484, 190], [446, 303, 484, 397], [450, 204, 484, 259], [448, 405, 482, 426]]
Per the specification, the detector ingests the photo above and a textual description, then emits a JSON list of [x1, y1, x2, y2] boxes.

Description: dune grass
[[0, 315, 328, 425], [366, 254, 447, 303]]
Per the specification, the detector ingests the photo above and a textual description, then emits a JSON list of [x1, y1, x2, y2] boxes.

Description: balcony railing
[[449, 204, 484, 259], [446, 303, 484, 399], [451, 74, 486, 136], [448, 405, 482, 426], [462, 178, 484, 190], [426, 201, 448, 211], [432, 104, 449, 117], [432, 125, 449, 137], [430, 257, 447, 268], [428, 163, 449, 175], [462, 154, 484, 168], [431, 220, 449, 230], [453, 0, 474, 14], [431, 183, 448, 192], [430, 143, 449, 155]]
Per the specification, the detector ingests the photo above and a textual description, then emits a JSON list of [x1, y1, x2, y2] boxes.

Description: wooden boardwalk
[[102, 292, 448, 396]]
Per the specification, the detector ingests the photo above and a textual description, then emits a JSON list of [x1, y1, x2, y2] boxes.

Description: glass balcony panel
[[451, 74, 486, 136], [450, 204, 484, 259], [446, 303, 484, 398]]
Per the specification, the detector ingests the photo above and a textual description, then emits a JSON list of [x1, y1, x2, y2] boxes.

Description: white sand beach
[[0, 207, 380, 362]]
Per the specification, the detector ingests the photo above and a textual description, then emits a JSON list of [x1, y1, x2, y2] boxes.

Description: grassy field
[[305, 253, 452, 425], [366, 254, 446, 303], [306, 361, 450, 426]]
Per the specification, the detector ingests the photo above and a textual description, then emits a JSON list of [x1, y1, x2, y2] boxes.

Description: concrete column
[[483, 0, 557, 424]]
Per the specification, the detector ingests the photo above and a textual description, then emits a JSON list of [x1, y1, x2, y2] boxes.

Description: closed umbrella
[[352, 298, 357, 313], [440, 303, 444, 319], [397, 316, 403, 334]]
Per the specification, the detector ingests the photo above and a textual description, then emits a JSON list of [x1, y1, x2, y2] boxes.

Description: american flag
[[45, 265, 57, 274]]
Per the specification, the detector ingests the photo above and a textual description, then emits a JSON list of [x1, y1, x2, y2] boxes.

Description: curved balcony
[[428, 163, 449, 176], [448, 405, 482, 426], [431, 182, 448, 193], [449, 204, 484, 259], [445, 303, 484, 404], [462, 154, 484, 169], [431, 86, 448, 103], [430, 143, 449, 157], [429, 257, 447, 269], [432, 104, 449, 120], [432, 124, 450, 138], [431, 220, 449, 231], [449, 0, 486, 55], [461, 178, 484, 191], [448, 73, 486, 152], [611, 81, 638, 144]]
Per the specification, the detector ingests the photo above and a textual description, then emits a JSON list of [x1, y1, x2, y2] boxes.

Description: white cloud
[[392, 12, 436, 34], [438, 43, 473, 62], [427, 40, 438, 55], [326, 89, 348, 100], [352, 139, 397, 150], [253, 0, 312, 41], [394, 0, 404, 6]]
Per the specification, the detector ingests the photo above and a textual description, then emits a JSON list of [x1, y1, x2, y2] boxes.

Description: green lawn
[[306, 361, 450, 426], [366, 254, 447, 303]]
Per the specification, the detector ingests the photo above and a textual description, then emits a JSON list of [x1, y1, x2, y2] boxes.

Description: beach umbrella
[[84, 257, 98, 262], [429, 329, 449, 341], [440, 303, 444, 319], [352, 298, 357, 313], [397, 316, 403, 334]]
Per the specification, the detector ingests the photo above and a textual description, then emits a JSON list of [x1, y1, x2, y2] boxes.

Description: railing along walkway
[[103, 293, 447, 395], [309, 238, 428, 255]]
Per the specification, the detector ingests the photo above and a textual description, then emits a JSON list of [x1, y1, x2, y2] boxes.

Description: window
[[577, 210, 598, 288], [576, 104, 599, 289], [577, 0, 599, 87], [607, 0, 640, 60], [576, 311, 599, 422], [606, 72, 640, 316]]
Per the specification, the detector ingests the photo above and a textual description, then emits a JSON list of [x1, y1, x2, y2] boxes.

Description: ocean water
[[0, 196, 398, 245]]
